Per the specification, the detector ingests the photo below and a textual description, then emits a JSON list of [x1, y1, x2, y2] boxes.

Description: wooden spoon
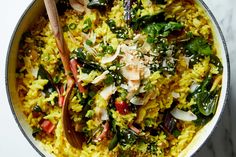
[[44, 0, 83, 148]]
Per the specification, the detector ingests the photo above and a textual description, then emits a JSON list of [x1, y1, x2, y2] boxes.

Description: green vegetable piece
[[82, 18, 92, 33], [63, 25, 69, 32], [108, 133, 119, 150], [185, 37, 212, 55], [86, 39, 93, 46], [32, 127, 41, 137], [33, 105, 42, 112], [104, 74, 114, 85], [37, 64, 56, 95], [74, 48, 86, 61], [191, 74, 220, 116], [106, 19, 129, 39], [144, 22, 183, 43], [85, 110, 95, 118], [210, 54, 223, 74], [101, 44, 114, 54], [173, 129, 181, 138], [69, 23, 77, 30]]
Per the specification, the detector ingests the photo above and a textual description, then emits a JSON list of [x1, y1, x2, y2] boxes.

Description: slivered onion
[[130, 96, 144, 105], [101, 108, 109, 121], [100, 83, 117, 100], [170, 107, 197, 122], [69, 0, 86, 13], [92, 70, 109, 84], [101, 45, 121, 64]]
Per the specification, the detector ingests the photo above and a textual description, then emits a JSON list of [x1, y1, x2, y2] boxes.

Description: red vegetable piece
[[115, 101, 129, 115], [40, 120, 55, 134], [70, 59, 86, 93]]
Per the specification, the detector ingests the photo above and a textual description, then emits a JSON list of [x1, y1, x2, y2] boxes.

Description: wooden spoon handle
[[44, 0, 82, 148], [44, 0, 71, 75]]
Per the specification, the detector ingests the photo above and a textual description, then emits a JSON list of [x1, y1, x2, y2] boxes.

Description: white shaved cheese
[[172, 92, 180, 98], [101, 108, 109, 121], [100, 83, 117, 100], [190, 82, 200, 93], [92, 70, 109, 84], [170, 107, 197, 122], [69, 0, 86, 13], [130, 96, 144, 105], [121, 65, 140, 81], [31, 67, 39, 78], [101, 45, 121, 64]]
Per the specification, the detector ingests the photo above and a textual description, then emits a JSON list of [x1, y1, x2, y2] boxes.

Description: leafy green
[[32, 127, 41, 137], [85, 39, 93, 46], [108, 133, 119, 150], [104, 74, 114, 85], [185, 37, 212, 55], [119, 129, 138, 148], [106, 19, 129, 39], [190, 74, 220, 117], [37, 64, 56, 96], [131, 13, 165, 31], [144, 22, 183, 43], [210, 54, 223, 74], [101, 44, 114, 54]]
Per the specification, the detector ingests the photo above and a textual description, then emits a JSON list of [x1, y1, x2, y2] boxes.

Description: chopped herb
[[63, 25, 69, 32], [86, 39, 93, 46], [82, 18, 92, 33], [32, 127, 41, 137], [173, 129, 181, 137], [69, 23, 77, 30], [104, 74, 114, 85], [33, 105, 42, 112], [85, 110, 95, 118]]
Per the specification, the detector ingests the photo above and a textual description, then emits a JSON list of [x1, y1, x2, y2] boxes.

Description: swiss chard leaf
[[143, 22, 183, 43], [106, 19, 129, 39], [37, 64, 56, 96], [185, 37, 212, 56], [210, 54, 223, 74], [190, 74, 220, 117]]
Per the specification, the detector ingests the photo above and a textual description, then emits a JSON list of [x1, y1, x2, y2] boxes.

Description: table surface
[[0, 0, 235, 156]]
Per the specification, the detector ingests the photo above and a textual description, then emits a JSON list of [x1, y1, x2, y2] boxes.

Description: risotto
[[16, 0, 223, 156]]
